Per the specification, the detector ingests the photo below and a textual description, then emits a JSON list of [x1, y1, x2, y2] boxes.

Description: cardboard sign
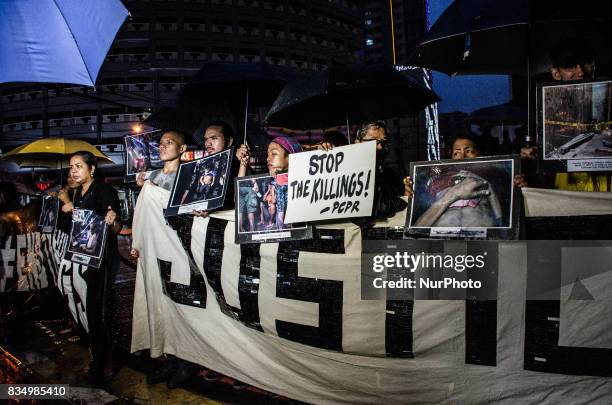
[[285, 142, 376, 223]]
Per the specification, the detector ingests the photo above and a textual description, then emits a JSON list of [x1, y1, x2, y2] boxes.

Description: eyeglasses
[[362, 137, 388, 146]]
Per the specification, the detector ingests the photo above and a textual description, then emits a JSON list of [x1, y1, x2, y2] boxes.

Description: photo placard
[[538, 78, 612, 172], [405, 156, 520, 240], [124, 131, 163, 182], [166, 149, 232, 217], [235, 172, 312, 244], [65, 208, 108, 268], [38, 195, 59, 233]]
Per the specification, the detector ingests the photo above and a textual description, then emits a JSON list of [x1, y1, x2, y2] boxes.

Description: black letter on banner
[[163, 215, 206, 308], [362, 227, 414, 358], [465, 242, 498, 366], [276, 229, 344, 351], [203, 217, 263, 331]]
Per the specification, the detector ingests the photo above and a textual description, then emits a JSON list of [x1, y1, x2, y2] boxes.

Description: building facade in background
[[0, 0, 363, 149]]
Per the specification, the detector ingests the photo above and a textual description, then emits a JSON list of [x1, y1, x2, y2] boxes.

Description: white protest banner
[[285, 142, 376, 223]]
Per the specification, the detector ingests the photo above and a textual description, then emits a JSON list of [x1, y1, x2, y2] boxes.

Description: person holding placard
[[68, 151, 121, 385], [353, 121, 406, 225], [236, 136, 303, 231]]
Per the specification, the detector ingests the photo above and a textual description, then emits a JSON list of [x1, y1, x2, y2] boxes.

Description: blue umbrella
[[0, 0, 128, 87]]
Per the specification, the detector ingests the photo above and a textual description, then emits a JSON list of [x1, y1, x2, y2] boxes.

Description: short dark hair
[[162, 129, 187, 146], [451, 134, 481, 152], [207, 120, 235, 147], [356, 121, 387, 141], [323, 130, 349, 147], [549, 37, 595, 68]]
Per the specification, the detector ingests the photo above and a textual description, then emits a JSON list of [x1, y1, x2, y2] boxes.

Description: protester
[[67, 151, 121, 385], [310, 129, 350, 151], [405, 134, 528, 198], [236, 136, 302, 230], [236, 135, 302, 177], [522, 37, 610, 192], [132, 129, 203, 388], [353, 121, 406, 225], [192, 120, 238, 216], [136, 129, 187, 191]]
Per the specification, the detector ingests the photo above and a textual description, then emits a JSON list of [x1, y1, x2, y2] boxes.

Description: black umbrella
[[146, 62, 302, 143], [264, 65, 440, 130], [412, 0, 612, 76], [179, 62, 301, 105], [144, 99, 236, 144]]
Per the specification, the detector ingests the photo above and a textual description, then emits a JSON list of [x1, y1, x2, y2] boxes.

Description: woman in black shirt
[[68, 151, 121, 385]]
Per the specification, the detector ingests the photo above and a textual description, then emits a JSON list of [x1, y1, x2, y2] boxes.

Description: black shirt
[[73, 180, 120, 218]]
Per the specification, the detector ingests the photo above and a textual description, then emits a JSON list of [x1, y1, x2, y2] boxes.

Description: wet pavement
[[1, 317, 298, 404], [0, 237, 301, 404]]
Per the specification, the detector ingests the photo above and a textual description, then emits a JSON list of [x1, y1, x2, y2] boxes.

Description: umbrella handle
[[244, 88, 249, 147]]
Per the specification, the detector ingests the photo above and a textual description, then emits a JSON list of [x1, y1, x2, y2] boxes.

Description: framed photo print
[[235, 172, 312, 244], [38, 195, 59, 233], [538, 78, 612, 172], [165, 148, 232, 217], [124, 130, 163, 182], [65, 208, 108, 268], [405, 155, 520, 240]]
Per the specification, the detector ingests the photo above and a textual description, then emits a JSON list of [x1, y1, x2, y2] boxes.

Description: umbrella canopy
[[412, 0, 612, 76], [146, 62, 302, 144], [179, 62, 302, 105], [2, 138, 113, 169], [264, 66, 440, 130], [0, 0, 128, 86]]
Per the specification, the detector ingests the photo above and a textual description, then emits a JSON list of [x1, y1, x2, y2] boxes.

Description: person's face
[[551, 62, 595, 81], [267, 142, 289, 176], [252, 181, 259, 192], [67, 175, 79, 189], [357, 127, 387, 151], [452, 138, 480, 160], [202, 174, 213, 185], [69, 155, 94, 185], [159, 132, 185, 161], [204, 126, 230, 155]]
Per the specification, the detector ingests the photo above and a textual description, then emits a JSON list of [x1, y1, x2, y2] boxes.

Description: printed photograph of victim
[[411, 168, 505, 228]]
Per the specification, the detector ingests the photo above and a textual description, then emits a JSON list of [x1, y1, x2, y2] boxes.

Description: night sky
[[427, 0, 510, 113]]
